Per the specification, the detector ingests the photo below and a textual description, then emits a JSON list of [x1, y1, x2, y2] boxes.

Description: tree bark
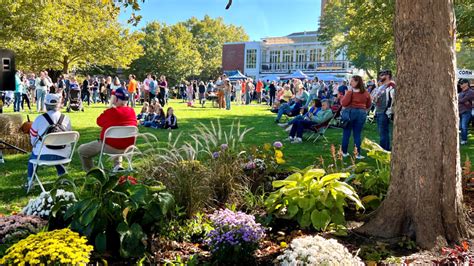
[[62, 55, 69, 74], [357, 0, 472, 249]]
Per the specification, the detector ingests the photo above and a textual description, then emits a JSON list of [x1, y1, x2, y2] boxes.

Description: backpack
[[39, 113, 67, 150], [39, 79, 46, 87]]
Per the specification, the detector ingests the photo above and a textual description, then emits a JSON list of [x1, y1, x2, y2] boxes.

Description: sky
[[119, 0, 322, 41]]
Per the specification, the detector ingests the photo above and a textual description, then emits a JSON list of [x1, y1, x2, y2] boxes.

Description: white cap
[[45, 94, 61, 106]]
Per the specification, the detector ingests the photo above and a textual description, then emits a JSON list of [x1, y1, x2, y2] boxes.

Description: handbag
[[340, 91, 353, 128]]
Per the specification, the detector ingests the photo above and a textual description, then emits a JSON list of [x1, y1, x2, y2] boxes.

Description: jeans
[[269, 92, 276, 106], [36, 89, 46, 112], [460, 111, 471, 142], [245, 91, 251, 105], [225, 92, 231, 110], [290, 119, 316, 138], [376, 113, 391, 151], [82, 90, 90, 106], [128, 92, 136, 107], [28, 154, 66, 184], [92, 90, 99, 103], [342, 108, 367, 154], [21, 93, 31, 110], [14, 92, 21, 112], [276, 103, 291, 121]]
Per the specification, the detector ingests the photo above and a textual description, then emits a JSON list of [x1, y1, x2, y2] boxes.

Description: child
[[142, 105, 156, 127], [164, 107, 178, 129], [151, 107, 166, 129], [186, 81, 194, 107], [137, 102, 149, 121]]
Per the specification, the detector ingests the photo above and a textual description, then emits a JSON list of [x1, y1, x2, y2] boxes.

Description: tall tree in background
[[0, 0, 143, 73], [183, 16, 249, 80], [358, 0, 472, 249]]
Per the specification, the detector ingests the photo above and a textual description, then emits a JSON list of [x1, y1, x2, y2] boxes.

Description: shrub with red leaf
[[118, 175, 138, 185]]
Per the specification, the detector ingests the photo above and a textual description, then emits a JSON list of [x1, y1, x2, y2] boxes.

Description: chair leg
[[35, 172, 46, 193]]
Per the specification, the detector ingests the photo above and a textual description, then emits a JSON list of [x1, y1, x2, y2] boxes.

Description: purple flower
[[213, 152, 220, 159], [273, 141, 283, 149], [221, 144, 228, 151], [244, 161, 256, 170]]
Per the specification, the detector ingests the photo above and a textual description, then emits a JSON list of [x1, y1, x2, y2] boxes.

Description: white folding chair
[[28, 131, 80, 193], [97, 126, 139, 172]]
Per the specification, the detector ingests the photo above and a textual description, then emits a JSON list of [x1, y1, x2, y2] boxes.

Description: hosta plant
[[0, 228, 93, 265], [265, 167, 363, 231], [277, 235, 363, 265]]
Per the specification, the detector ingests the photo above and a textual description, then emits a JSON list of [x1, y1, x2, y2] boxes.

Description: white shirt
[[30, 110, 72, 156]]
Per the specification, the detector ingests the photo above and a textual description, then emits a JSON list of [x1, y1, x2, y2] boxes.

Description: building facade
[[222, 31, 355, 81]]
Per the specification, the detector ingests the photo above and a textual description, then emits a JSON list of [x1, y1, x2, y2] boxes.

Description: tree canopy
[[0, 0, 144, 73], [319, 0, 474, 75], [128, 16, 249, 83]]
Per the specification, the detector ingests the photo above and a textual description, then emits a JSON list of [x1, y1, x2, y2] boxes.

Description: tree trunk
[[357, 0, 472, 249], [62, 55, 69, 74], [365, 69, 374, 80]]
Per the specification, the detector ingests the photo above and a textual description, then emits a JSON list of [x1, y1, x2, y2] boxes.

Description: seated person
[[150, 108, 166, 129], [142, 105, 156, 126], [275, 97, 303, 123], [287, 100, 333, 144], [137, 102, 149, 121], [164, 107, 178, 129], [78, 88, 137, 172], [278, 99, 322, 130], [280, 84, 293, 104], [270, 101, 281, 113], [28, 94, 72, 189]]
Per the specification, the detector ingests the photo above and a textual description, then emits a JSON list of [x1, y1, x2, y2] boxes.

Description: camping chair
[[97, 126, 139, 172], [28, 131, 80, 193], [306, 116, 334, 143]]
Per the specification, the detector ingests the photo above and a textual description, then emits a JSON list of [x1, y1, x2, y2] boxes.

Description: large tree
[[183, 16, 249, 80], [0, 0, 143, 73], [358, 0, 472, 249]]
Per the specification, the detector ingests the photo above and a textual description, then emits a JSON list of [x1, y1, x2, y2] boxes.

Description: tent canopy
[[315, 73, 345, 82], [228, 71, 247, 80], [281, 70, 309, 80], [260, 74, 281, 82], [458, 69, 474, 80]]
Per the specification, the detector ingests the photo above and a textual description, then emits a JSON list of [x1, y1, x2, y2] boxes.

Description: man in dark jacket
[[459, 79, 474, 145]]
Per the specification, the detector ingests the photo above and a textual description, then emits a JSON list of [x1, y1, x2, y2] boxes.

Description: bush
[[63, 169, 175, 259], [265, 167, 363, 231], [0, 228, 93, 265], [0, 214, 47, 256], [21, 189, 76, 219], [205, 209, 265, 264], [277, 235, 363, 265]]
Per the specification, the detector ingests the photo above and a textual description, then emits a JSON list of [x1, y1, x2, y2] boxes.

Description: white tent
[[457, 69, 474, 80], [260, 74, 280, 82]]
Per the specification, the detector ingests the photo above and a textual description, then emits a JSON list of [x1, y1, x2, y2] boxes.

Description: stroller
[[66, 88, 84, 112]]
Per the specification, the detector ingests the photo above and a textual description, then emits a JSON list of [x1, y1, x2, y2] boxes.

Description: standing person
[[27, 93, 72, 190], [127, 74, 138, 108], [235, 80, 243, 105], [82, 75, 91, 106], [21, 75, 32, 112], [338, 80, 349, 96], [269, 81, 277, 107], [35, 71, 48, 112], [91, 77, 99, 104], [158, 75, 168, 106], [306, 78, 321, 107], [148, 75, 158, 103], [143, 74, 152, 104], [373, 70, 396, 151], [458, 79, 474, 145], [245, 79, 254, 105], [340, 75, 372, 159], [13, 71, 22, 112], [99, 77, 107, 104], [256, 80, 263, 104], [215, 75, 226, 109], [224, 78, 232, 110], [105, 76, 112, 104], [198, 81, 206, 107], [186, 81, 194, 106], [78, 88, 137, 172]]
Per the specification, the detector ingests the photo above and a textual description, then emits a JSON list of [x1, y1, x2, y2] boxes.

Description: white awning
[[457, 69, 474, 79]]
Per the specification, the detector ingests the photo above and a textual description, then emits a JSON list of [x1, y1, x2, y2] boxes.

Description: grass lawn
[[1, 99, 474, 214]]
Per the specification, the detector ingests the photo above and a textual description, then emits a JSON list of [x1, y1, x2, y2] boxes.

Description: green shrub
[[61, 169, 175, 259], [265, 167, 363, 231]]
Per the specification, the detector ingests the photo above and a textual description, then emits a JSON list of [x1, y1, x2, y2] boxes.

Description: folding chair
[[306, 117, 333, 143], [97, 126, 139, 172], [28, 131, 80, 193]]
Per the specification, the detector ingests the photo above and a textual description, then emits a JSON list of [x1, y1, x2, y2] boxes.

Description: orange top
[[128, 79, 137, 94], [241, 82, 246, 93], [256, 81, 263, 93], [341, 90, 372, 110]]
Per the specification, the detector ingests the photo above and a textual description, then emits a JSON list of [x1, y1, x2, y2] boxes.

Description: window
[[296, 50, 306, 69], [316, 48, 322, 61], [246, 49, 257, 69], [270, 50, 281, 70], [309, 49, 317, 62], [282, 50, 293, 70]]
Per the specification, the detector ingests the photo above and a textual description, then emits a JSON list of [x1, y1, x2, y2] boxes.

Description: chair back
[[103, 126, 139, 139], [42, 131, 80, 146]]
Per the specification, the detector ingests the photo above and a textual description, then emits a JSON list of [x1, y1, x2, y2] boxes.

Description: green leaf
[[272, 180, 297, 188], [79, 200, 100, 226], [331, 210, 346, 225], [303, 169, 326, 182], [287, 204, 299, 219], [128, 185, 149, 206], [86, 168, 108, 186], [95, 232, 107, 254], [299, 211, 312, 228], [321, 173, 348, 185], [311, 209, 331, 231]]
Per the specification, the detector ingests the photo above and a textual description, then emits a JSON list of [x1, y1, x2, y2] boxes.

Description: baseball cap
[[45, 94, 61, 105], [114, 88, 130, 101]]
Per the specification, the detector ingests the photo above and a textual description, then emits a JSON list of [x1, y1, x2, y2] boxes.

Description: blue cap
[[114, 88, 129, 101]]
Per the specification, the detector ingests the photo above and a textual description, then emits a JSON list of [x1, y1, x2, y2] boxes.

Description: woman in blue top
[[278, 99, 322, 131], [13, 71, 22, 112]]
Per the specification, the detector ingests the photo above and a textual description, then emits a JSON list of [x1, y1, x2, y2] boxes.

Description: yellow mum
[[275, 150, 284, 159], [0, 228, 93, 265]]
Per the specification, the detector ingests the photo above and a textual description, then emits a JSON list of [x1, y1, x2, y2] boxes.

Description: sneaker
[[356, 155, 365, 160], [285, 125, 293, 132], [461, 140, 468, 145], [278, 123, 288, 128], [291, 137, 303, 144], [342, 153, 350, 158], [113, 165, 125, 172], [285, 136, 294, 142]]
